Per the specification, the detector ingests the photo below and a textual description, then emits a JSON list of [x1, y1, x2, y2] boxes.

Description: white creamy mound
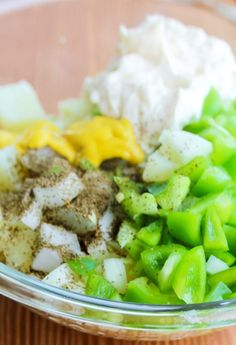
[[83, 15, 236, 152]]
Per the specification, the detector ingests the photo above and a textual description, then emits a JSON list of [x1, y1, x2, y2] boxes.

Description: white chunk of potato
[[31, 247, 62, 273], [4, 227, 38, 272], [20, 200, 42, 230], [103, 258, 127, 294], [40, 223, 81, 256], [0, 146, 22, 191], [34, 172, 84, 208]]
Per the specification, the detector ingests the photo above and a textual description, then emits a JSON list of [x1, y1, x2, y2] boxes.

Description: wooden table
[[1, 1, 236, 344], [1, 296, 236, 345]]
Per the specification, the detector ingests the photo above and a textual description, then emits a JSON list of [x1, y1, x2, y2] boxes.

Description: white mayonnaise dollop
[[83, 15, 236, 152]]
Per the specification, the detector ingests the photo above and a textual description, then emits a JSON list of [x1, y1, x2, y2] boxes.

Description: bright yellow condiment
[[64, 116, 144, 166], [0, 116, 144, 167]]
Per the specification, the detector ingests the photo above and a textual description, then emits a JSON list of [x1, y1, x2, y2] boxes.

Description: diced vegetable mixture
[[1, 82, 236, 305]]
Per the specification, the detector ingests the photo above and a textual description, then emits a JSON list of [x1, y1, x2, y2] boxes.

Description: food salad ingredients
[[1, 15, 236, 307]]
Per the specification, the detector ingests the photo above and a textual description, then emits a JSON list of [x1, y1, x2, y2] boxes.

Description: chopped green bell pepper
[[205, 250, 236, 267], [137, 220, 163, 247], [141, 245, 186, 285], [68, 257, 98, 276], [124, 277, 182, 304], [172, 246, 206, 304], [117, 220, 137, 248], [223, 224, 236, 256], [126, 238, 148, 260], [201, 88, 222, 117], [208, 266, 236, 288], [167, 211, 202, 247], [204, 282, 231, 302], [200, 125, 236, 165], [224, 154, 236, 182], [176, 156, 211, 186], [203, 207, 229, 252], [155, 175, 190, 210], [158, 248, 187, 292], [86, 274, 121, 301], [192, 166, 231, 197]]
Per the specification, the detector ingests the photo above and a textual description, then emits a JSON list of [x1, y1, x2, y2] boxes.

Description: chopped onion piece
[[21, 200, 42, 230]]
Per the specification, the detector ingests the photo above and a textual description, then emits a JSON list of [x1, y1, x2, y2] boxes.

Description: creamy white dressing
[[83, 15, 236, 152]]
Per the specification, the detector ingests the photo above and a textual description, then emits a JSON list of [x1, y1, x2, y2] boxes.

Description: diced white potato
[[159, 130, 213, 164], [99, 208, 115, 241], [50, 207, 97, 235], [31, 247, 62, 273], [87, 238, 108, 258], [0, 146, 22, 191], [0, 81, 45, 132], [34, 172, 84, 208], [103, 258, 127, 294], [20, 200, 42, 230], [43, 263, 75, 287], [40, 223, 81, 256], [4, 227, 38, 272], [143, 151, 177, 182], [143, 130, 213, 182]]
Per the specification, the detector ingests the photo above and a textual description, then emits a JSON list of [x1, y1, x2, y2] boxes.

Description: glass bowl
[[1, 0, 236, 341]]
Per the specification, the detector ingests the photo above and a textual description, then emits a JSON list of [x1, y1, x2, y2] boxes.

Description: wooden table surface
[[1, 296, 236, 345], [1, 1, 236, 344]]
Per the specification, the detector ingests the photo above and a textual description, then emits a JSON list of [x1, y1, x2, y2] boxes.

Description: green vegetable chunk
[[124, 277, 182, 304], [68, 257, 98, 276], [223, 224, 236, 256], [155, 175, 190, 210], [192, 166, 231, 197], [158, 249, 187, 292], [205, 282, 231, 302], [201, 88, 222, 117], [208, 266, 236, 288], [86, 274, 121, 301], [172, 246, 206, 304], [137, 220, 163, 247], [167, 211, 202, 247], [203, 207, 229, 252], [141, 245, 186, 285], [117, 221, 137, 248], [176, 156, 211, 186]]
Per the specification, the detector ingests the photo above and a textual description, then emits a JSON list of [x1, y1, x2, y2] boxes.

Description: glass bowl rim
[[1, 263, 236, 313]]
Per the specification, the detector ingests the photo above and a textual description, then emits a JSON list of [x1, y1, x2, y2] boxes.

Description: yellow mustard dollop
[[64, 116, 144, 166], [0, 116, 144, 166], [0, 129, 15, 148], [18, 120, 76, 163]]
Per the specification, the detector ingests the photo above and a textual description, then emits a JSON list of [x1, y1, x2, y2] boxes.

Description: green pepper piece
[[68, 257, 98, 276], [172, 246, 206, 304], [137, 220, 163, 247], [155, 175, 190, 211], [203, 207, 229, 252], [223, 224, 236, 256], [205, 250, 236, 267], [192, 166, 231, 197], [167, 211, 202, 247], [158, 249, 187, 292], [204, 282, 232, 302], [190, 191, 235, 224], [227, 209, 236, 227], [208, 266, 236, 287], [125, 238, 148, 260], [117, 220, 137, 248], [224, 154, 236, 183], [124, 277, 183, 304], [141, 245, 186, 285], [200, 125, 236, 165], [201, 88, 222, 117], [176, 156, 211, 186], [86, 274, 121, 301]]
